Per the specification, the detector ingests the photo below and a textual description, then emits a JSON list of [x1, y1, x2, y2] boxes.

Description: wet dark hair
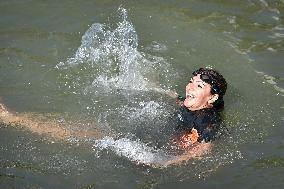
[[192, 68, 227, 110]]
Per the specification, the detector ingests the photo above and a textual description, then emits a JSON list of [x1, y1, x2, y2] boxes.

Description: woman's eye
[[198, 85, 203, 88], [189, 80, 193, 83]]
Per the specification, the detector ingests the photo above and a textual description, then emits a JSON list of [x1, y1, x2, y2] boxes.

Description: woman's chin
[[183, 99, 193, 108]]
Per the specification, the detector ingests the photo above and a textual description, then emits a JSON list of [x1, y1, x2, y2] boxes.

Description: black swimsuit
[[174, 106, 220, 143]]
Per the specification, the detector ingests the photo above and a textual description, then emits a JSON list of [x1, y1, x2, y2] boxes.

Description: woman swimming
[[163, 67, 227, 165], [0, 67, 227, 166]]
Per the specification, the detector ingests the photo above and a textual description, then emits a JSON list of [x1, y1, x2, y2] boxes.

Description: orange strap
[[179, 128, 199, 148]]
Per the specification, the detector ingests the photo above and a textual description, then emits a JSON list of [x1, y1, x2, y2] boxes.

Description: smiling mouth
[[186, 93, 195, 99]]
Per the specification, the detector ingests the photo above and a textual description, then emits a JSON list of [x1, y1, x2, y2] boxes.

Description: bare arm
[[163, 142, 212, 167], [0, 103, 104, 141]]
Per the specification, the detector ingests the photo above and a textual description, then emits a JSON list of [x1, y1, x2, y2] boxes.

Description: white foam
[[93, 136, 173, 165], [55, 8, 179, 165], [56, 7, 175, 94]]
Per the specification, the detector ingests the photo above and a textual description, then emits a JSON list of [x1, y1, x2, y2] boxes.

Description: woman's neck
[[187, 104, 213, 111]]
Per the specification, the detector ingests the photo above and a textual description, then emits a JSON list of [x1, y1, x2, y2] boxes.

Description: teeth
[[186, 93, 195, 98]]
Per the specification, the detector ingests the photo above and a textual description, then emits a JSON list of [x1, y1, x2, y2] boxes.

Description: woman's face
[[184, 74, 217, 111]]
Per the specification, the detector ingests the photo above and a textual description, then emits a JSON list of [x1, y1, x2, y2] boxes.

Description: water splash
[[122, 101, 165, 121], [56, 7, 176, 95], [93, 136, 173, 165], [55, 7, 179, 166]]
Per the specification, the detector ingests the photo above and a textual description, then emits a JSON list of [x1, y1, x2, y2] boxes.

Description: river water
[[0, 0, 283, 188]]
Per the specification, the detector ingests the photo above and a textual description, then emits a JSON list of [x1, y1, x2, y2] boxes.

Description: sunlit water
[[0, 1, 283, 189]]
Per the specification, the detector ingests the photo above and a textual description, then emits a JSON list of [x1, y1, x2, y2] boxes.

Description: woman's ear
[[208, 94, 219, 104]]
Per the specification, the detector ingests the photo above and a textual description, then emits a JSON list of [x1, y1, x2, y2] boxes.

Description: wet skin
[[184, 74, 219, 111]]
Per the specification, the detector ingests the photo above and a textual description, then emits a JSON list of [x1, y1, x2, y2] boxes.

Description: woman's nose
[[186, 82, 198, 92], [186, 84, 190, 90], [186, 83, 192, 91]]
